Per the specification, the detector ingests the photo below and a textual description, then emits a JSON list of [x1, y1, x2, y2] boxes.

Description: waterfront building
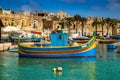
[[2, 9, 13, 14], [83, 17, 113, 36], [0, 7, 15, 14], [0, 7, 2, 14], [0, 7, 120, 36], [0, 7, 43, 31], [113, 23, 120, 36], [35, 11, 49, 20], [56, 11, 70, 20], [19, 11, 32, 16]]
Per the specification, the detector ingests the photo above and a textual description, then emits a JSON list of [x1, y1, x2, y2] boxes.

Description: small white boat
[[9, 48, 18, 52]]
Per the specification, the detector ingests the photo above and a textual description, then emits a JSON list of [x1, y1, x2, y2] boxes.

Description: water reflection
[[18, 57, 96, 66], [107, 49, 117, 53], [0, 52, 19, 80], [96, 44, 118, 59], [96, 44, 106, 58], [18, 57, 97, 80]]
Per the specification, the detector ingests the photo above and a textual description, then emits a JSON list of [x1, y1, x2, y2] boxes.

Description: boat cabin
[[50, 33, 68, 46]]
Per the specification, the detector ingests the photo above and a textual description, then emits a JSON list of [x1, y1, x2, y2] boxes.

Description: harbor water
[[0, 44, 120, 80]]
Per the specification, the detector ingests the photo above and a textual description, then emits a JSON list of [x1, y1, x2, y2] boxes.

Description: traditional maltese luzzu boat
[[18, 32, 96, 58]]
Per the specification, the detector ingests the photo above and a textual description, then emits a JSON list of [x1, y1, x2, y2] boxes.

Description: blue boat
[[107, 44, 116, 49], [18, 32, 96, 58]]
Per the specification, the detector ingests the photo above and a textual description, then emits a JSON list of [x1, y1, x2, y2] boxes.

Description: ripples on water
[[0, 44, 120, 80]]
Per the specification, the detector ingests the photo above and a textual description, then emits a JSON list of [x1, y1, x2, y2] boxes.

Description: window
[[16, 21, 18, 25], [4, 22, 7, 26], [57, 26, 59, 28], [5, 19, 7, 21], [59, 35, 62, 40], [29, 24, 31, 26], [22, 20, 25, 27], [33, 21, 36, 28], [11, 22, 14, 26], [74, 24, 75, 29]]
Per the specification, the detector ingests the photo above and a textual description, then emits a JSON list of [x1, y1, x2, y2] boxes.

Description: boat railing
[[19, 36, 95, 48]]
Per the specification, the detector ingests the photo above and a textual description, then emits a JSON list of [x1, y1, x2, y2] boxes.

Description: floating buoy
[[57, 67, 63, 72], [52, 68, 57, 73]]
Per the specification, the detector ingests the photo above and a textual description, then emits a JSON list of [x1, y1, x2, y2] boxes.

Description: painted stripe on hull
[[19, 41, 96, 54], [19, 41, 95, 54]]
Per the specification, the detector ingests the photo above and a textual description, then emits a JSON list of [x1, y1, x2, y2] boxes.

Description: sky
[[0, 0, 120, 19]]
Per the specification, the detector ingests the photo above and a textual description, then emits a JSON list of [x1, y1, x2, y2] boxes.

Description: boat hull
[[19, 47, 96, 58]]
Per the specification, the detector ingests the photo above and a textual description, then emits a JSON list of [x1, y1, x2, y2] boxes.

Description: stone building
[[0, 8, 2, 14], [0, 14, 43, 31], [21, 11, 32, 16], [0, 7, 120, 36], [42, 19, 60, 30], [113, 23, 120, 36], [56, 11, 70, 20], [81, 17, 113, 36], [35, 11, 49, 20], [2, 9, 12, 14], [0, 19, 4, 42], [0, 9, 60, 32], [116, 28, 120, 35]]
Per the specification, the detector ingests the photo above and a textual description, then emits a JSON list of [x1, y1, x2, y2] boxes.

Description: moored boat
[[18, 32, 96, 58], [71, 39, 89, 43], [99, 39, 119, 44]]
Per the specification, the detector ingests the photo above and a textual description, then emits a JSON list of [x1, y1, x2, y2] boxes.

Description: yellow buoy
[[52, 68, 57, 73]]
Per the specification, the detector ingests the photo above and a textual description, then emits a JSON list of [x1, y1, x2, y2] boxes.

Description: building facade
[[113, 23, 120, 36], [56, 11, 70, 20], [0, 7, 120, 36], [0, 14, 43, 31]]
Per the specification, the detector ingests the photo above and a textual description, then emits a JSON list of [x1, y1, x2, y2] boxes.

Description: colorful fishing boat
[[18, 32, 96, 58]]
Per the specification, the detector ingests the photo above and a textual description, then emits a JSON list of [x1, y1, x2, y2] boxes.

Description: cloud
[[90, 0, 120, 12], [21, 5, 33, 11], [29, 0, 40, 8], [106, 0, 120, 11], [107, 0, 120, 3], [91, 6, 103, 11], [20, 0, 40, 11], [107, 3, 120, 11], [60, 0, 87, 4]]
